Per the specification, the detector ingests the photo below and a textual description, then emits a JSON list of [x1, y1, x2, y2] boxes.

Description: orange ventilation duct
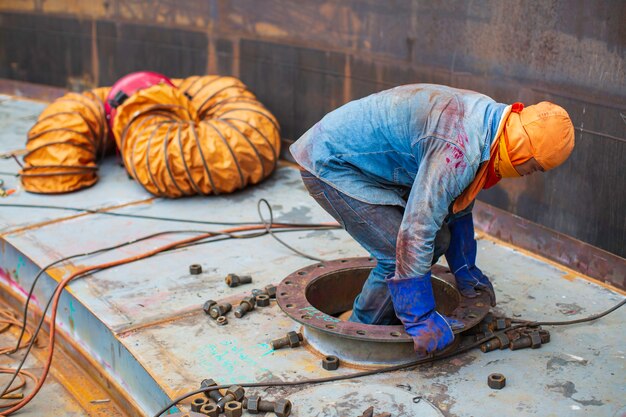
[[20, 90, 110, 193], [20, 75, 281, 196]]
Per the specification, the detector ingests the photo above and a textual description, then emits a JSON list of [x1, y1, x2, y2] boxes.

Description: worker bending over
[[290, 84, 574, 356]]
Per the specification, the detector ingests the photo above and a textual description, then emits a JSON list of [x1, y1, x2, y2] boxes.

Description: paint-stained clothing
[[290, 84, 506, 279]]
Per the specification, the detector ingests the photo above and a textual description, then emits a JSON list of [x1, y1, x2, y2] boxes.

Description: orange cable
[[0, 311, 33, 356], [0, 222, 313, 415], [0, 369, 37, 409]]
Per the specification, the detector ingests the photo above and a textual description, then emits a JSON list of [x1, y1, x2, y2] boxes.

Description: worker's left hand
[[444, 212, 496, 306], [386, 272, 456, 356]]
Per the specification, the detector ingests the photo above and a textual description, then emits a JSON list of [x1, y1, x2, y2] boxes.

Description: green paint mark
[[258, 343, 274, 357], [298, 306, 341, 323], [13, 256, 26, 282], [68, 299, 76, 333], [196, 339, 273, 382]]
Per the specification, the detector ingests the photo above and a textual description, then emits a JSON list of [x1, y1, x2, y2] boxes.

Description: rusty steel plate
[[277, 257, 491, 343]]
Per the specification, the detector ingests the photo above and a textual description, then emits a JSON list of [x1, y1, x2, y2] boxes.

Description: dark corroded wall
[[0, 1, 624, 257]]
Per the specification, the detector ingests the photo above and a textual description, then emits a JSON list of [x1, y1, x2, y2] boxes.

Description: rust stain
[[1, 197, 156, 238], [46, 263, 87, 296], [0, 0, 36, 13], [41, 0, 107, 17], [254, 22, 289, 38], [115, 306, 201, 337], [91, 19, 100, 86], [1, 212, 86, 238], [207, 38, 217, 74], [480, 234, 626, 296], [0, 295, 135, 416], [298, 338, 412, 372], [232, 35, 241, 79], [0, 78, 67, 102], [342, 54, 352, 105], [114, 285, 275, 337], [228, 12, 244, 26], [34, 325, 135, 417], [473, 202, 625, 291]]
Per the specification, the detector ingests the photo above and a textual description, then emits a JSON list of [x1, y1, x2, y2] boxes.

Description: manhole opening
[[304, 266, 460, 320]]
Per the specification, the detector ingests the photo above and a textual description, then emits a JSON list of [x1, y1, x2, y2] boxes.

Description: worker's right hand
[[386, 272, 455, 357]]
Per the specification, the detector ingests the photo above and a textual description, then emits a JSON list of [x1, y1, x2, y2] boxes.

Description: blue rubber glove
[[386, 272, 455, 356], [445, 213, 496, 306]]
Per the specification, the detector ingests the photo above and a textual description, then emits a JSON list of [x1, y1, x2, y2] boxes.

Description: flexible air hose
[[20, 89, 110, 193], [20, 76, 281, 196]]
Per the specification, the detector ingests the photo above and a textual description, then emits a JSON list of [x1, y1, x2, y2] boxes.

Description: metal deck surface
[[0, 95, 625, 417], [0, 342, 86, 417]]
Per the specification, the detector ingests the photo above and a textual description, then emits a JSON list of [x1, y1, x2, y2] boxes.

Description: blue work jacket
[[290, 84, 507, 278]]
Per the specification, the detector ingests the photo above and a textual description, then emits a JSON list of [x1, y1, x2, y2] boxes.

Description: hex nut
[[495, 318, 508, 330], [287, 331, 301, 348], [209, 303, 232, 319], [479, 340, 499, 353], [529, 331, 543, 349], [495, 332, 510, 350], [225, 273, 239, 287], [274, 399, 292, 417], [200, 378, 222, 402], [488, 373, 506, 389], [256, 294, 271, 307], [189, 264, 202, 275], [243, 295, 256, 308], [224, 401, 243, 417], [509, 335, 531, 351], [251, 288, 267, 297], [202, 300, 217, 315], [243, 395, 260, 413], [227, 385, 245, 401], [225, 274, 252, 287], [322, 355, 340, 371], [216, 316, 228, 326], [264, 284, 277, 298], [234, 296, 256, 318], [191, 396, 207, 412], [200, 403, 219, 417], [200, 378, 217, 388], [209, 305, 221, 318], [482, 312, 495, 324]]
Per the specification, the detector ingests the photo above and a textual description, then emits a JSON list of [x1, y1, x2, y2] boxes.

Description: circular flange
[[277, 257, 491, 343]]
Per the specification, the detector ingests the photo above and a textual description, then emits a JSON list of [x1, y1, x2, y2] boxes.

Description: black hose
[[152, 297, 625, 416], [257, 198, 327, 262], [0, 202, 342, 228], [0, 223, 340, 398]]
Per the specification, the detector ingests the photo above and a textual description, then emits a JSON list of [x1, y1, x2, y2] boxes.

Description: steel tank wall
[[0, 0, 624, 257]]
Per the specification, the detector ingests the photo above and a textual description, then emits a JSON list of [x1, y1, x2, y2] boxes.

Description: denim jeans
[[300, 170, 451, 325]]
